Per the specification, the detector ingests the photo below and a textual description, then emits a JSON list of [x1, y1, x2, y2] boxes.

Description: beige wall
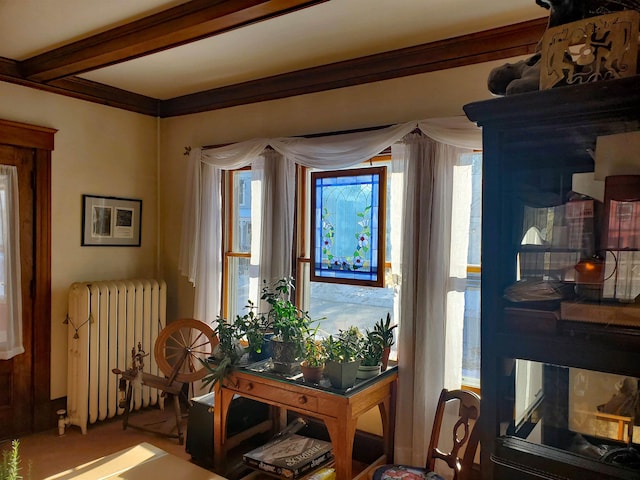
[[0, 82, 159, 399]]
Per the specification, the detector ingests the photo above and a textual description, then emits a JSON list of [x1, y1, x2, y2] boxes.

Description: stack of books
[[242, 432, 334, 479]]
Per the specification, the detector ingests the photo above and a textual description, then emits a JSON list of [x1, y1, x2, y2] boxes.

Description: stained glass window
[[311, 167, 386, 287]]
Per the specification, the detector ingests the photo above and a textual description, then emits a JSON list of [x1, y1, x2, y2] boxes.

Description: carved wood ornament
[[540, 10, 639, 89]]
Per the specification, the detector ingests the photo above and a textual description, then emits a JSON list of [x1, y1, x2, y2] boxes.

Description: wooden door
[[0, 144, 35, 438], [0, 119, 54, 440]]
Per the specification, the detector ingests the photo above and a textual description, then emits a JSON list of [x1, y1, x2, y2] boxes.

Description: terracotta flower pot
[[381, 347, 391, 371], [301, 362, 324, 384]]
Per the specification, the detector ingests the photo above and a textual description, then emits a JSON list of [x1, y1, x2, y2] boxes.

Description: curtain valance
[[197, 117, 481, 169]]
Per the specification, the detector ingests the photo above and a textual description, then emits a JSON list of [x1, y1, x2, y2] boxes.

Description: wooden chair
[[371, 388, 481, 480]]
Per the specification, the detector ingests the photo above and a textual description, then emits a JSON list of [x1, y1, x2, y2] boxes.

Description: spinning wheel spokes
[[154, 318, 217, 383]]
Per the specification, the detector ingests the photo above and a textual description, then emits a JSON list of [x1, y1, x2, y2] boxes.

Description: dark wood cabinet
[[464, 76, 640, 479]]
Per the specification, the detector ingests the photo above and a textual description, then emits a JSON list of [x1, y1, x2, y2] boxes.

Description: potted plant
[[322, 326, 362, 389], [356, 328, 384, 379], [200, 316, 245, 391], [0, 439, 22, 480], [236, 300, 274, 362], [374, 313, 397, 370], [260, 277, 313, 373], [300, 328, 326, 384]]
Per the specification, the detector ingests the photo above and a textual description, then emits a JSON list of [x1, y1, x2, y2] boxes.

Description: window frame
[[295, 155, 393, 306], [222, 167, 252, 320], [310, 166, 387, 288], [0, 188, 5, 302]]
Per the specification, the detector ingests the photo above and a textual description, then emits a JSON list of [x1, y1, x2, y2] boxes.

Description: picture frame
[[82, 194, 142, 246]]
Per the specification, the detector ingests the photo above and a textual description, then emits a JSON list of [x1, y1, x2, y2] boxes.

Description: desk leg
[[378, 396, 394, 462], [276, 406, 287, 432], [213, 383, 236, 473], [325, 416, 357, 479]]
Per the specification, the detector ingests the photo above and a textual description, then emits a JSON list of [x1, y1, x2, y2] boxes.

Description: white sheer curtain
[[0, 165, 23, 360], [255, 149, 296, 286], [179, 143, 266, 321], [390, 135, 474, 468]]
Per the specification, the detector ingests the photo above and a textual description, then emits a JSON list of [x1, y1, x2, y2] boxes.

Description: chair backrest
[[426, 388, 481, 480]]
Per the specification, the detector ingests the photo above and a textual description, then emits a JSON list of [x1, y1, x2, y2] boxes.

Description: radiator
[[66, 279, 167, 434]]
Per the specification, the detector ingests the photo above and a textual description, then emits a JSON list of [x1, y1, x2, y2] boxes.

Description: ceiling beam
[[160, 17, 548, 117], [49, 77, 160, 116], [19, 0, 328, 83], [0, 57, 159, 116]]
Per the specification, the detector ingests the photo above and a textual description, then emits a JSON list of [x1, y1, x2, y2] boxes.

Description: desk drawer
[[230, 378, 319, 412]]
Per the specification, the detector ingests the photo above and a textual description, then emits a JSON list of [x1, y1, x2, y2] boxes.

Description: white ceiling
[[0, 0, 547, 100]]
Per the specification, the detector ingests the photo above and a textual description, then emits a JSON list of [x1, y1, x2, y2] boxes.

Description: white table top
[[48, 442, 227, 480]]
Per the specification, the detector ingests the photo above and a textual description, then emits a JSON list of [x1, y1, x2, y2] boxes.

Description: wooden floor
[[2, 401, 370, 480], [2, 404, 196, 480]]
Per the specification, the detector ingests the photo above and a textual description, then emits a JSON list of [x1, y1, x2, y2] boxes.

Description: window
[[0, 165, 22, 360], [462, 152, 482, 387], [221, 151, 482, 386], [0, 188, 6, 301], [223, 169, 252, 321], [311, 167, 386, 287], [0, 187, 6, 344], [298, 157, 396, 350], [238, 178, 248, 207], [238, 219, 251, 252]]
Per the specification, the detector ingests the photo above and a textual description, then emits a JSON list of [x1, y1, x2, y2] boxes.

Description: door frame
[[0, 119, 55, 431]]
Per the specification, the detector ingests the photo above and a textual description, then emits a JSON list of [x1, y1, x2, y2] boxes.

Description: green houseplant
[[300, 328, 326, 384], [322, 326, 363, 389], [0, 439, 22, 480], [236, 299, 274, 362], [374, 313, 397, 370], [200, 316, 245, 391], [356, 328, 384, 379], [260, 277, 314, 373]]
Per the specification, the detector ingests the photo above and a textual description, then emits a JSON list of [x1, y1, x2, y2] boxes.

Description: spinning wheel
[[114, 318, 217, 444], [154, 318, 217, 384]]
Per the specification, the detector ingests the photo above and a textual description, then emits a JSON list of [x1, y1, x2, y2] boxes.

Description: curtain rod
[[198, 122, 394, 151]]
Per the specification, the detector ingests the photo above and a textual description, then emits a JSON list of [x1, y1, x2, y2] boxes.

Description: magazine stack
[[242, 433, 334, 479]]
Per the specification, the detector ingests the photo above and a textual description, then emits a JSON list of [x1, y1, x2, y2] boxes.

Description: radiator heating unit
[[66, 279, 167, 434]]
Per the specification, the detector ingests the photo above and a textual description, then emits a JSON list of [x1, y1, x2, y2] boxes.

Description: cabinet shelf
[[494, 332, 640, 378], [493, 437, 639, 480], [518, 245, 585, 252]]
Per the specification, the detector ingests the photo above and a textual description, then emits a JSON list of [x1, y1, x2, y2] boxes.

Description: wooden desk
[[213, 365, 397, 480]]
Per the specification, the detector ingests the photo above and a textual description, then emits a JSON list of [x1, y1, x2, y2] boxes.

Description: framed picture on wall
[[82, 194, 142, 246]]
